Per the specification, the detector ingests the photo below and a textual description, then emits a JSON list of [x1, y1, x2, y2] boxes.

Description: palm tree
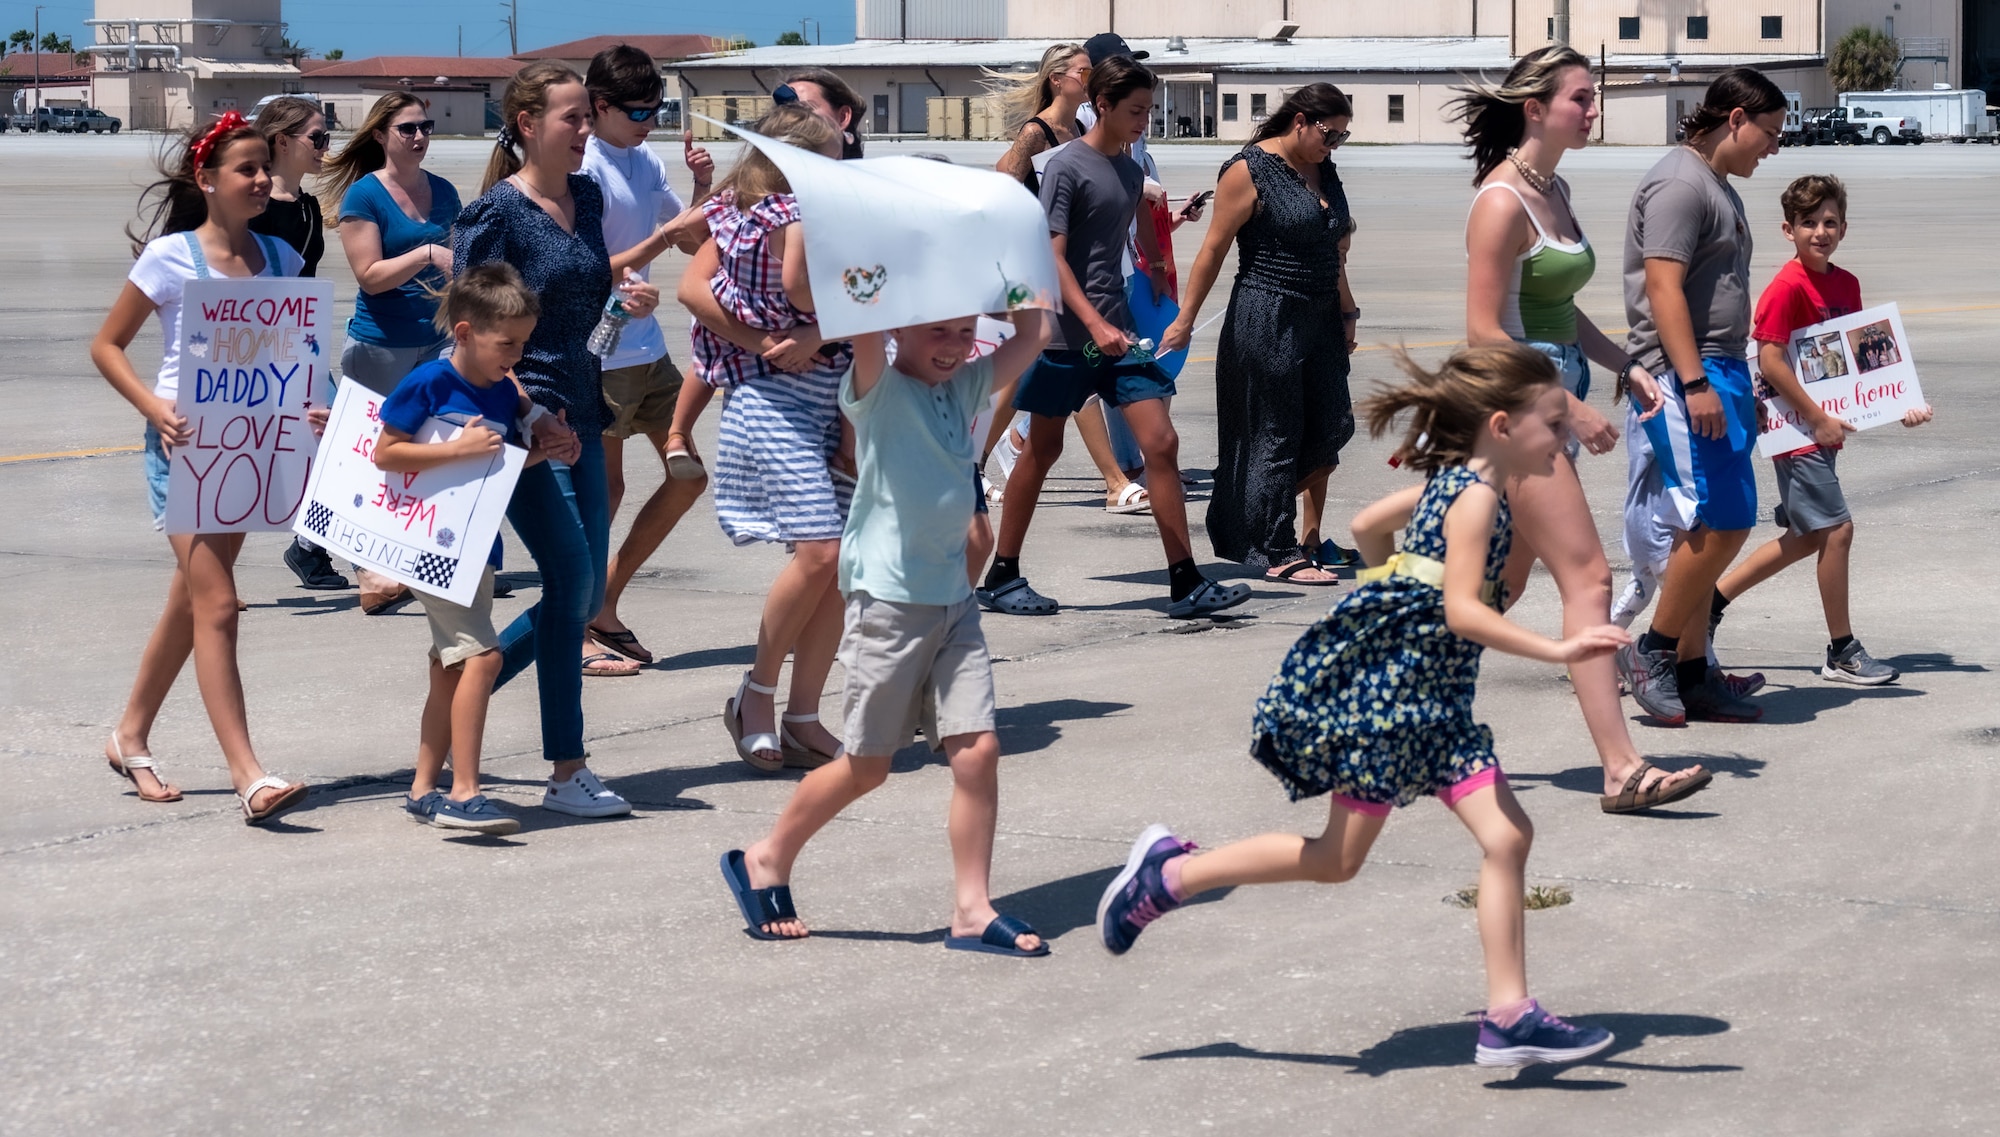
[[1829, 27, 1900, 93], [8, 29, 34, 54]]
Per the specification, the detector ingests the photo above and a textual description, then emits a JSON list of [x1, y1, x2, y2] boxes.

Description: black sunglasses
[[611, 102, 661, 123], [296, 128, 331, 150], [772, 84, 799, 106], [393, 119, 437, 138], [1314, 121, 1351, 146]]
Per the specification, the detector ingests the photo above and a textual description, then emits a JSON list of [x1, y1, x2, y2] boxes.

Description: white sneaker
[[542, 767, 632, 817]]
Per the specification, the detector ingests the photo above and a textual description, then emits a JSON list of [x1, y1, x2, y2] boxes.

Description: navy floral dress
[[1251, 465, 1513, 807]]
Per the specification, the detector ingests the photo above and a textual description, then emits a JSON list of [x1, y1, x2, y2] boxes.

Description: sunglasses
[[1314, 121, 1351, 146], [611, 102, 661, 124], [392, 119, 437, 138], [772, 83, 799, 106], [296, 128, 331, 150]]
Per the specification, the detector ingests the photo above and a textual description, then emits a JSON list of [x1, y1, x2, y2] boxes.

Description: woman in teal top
[[322, 92, 462, 395], [1452, 47, 1709, 814]]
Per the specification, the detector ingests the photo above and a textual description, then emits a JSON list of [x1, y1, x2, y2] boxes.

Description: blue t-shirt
[[339, 171, 461, 348], [379, 358, 522, 567]]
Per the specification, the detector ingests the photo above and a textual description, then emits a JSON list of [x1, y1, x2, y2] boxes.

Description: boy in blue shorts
[[979, 54, 1250, 620], [721, 307, 1054, 955], [1709, 175, 1931, 685], [1614, 71, 1785, 725], [374, 264, 546, 836]]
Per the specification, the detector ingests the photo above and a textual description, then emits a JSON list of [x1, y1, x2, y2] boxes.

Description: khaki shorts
[[418, 565, 500, 669], [601, 356, 686, 439], [839, 592, 996, 755]]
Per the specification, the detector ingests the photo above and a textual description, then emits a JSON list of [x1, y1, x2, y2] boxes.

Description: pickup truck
[[9, 106, 121, 133], [1842, 102, 1924, 144], [1798, 107, 1863, 145]]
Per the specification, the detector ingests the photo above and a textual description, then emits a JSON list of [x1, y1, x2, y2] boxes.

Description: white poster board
[[1758, 302, 1927, 457], [164, 277, 335, 533], [293, 378, 526, 607], [707, 117, 1059, 340]]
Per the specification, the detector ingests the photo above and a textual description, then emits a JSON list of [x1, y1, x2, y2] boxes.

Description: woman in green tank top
[[1450, 48, 1710, 814]]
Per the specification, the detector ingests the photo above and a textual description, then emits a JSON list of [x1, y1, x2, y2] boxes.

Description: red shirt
[[1752, 258, 1862, 456]]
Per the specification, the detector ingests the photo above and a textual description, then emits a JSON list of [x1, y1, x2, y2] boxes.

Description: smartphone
[[1181, 190, 1215, 217]]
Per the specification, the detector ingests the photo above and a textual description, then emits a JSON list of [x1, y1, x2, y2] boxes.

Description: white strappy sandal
[[106, 733, 182, 803], [779, 713, 845, 770], [238, 775, 308, 826], [724, 672, 785, 774]]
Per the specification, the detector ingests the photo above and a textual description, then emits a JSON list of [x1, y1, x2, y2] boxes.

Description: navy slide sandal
[[720, 849, 801, 941], [945, 913, 1051, 957]]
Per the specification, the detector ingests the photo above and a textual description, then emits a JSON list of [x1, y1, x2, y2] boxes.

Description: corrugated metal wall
[[859, 0, 1007, 40]]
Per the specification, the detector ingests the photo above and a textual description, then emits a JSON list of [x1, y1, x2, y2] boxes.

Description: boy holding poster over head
[[1708, 175, 1932, 686], [721, 307, 1054, 956], [373, 265, 545, 835]]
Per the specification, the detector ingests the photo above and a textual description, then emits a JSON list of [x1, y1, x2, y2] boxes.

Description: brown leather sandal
[[1600, 761, 1713, 814]]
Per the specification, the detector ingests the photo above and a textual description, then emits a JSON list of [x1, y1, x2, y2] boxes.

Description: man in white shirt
[[581, 44, 714, 668]]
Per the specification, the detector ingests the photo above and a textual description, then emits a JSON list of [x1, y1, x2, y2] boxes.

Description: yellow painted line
[[0, 444, 143, 465]]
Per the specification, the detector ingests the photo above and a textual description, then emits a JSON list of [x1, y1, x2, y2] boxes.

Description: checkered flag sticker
[[303, 501, 333, 537], [408, 553, 457, 591]]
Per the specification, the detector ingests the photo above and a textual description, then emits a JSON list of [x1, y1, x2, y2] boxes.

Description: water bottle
[[1083, 337, 1155, 364], [586, 292, 630, 358]]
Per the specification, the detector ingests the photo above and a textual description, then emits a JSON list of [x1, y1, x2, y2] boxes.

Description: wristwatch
[[1342, 308, 1361, 321], [1681, 376, 1712, 394]]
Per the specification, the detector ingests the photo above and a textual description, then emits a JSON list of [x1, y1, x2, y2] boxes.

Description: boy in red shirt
[[1708, 175, 1931, 684]]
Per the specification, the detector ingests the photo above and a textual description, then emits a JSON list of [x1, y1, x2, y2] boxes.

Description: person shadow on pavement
[[1139, 1012, 1739, 1089]]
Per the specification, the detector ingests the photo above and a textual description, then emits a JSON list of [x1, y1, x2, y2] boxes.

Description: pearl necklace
[[1506, 148, 1555, 195]]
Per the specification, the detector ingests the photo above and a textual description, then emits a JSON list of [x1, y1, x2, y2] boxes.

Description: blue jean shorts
[[1518, 339, 1589, 460], [1013, 350, 1176, 418], [143, 424, 170, 530]]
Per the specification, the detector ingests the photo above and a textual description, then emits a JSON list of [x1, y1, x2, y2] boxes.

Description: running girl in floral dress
[[672, 104, 855, 774], [1096, 343, 1629, 1069]]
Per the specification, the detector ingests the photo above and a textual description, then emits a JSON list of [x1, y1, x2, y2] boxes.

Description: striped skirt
[[713, 366, 851, 545]]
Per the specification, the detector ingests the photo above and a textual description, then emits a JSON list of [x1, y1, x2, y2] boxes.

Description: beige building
[[674, 0, 1967, 145], [84, 0, 301, 130]]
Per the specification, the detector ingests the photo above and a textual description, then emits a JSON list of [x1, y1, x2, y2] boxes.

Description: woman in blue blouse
[[322, 92, 461, 394], [455, 61, 660, 817]]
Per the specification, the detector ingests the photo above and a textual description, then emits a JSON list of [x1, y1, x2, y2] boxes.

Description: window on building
[[1619, 16, 1640, 39], [1388, 94, 1405, 123], [1885, 15, 1895, 36], [1251, 92, 1268, 119], [1547, 17, 1555, 39], [1222, 92, 1238, 121], [1686, 15, 1709, 39], [1762, 15, 1783, 38]]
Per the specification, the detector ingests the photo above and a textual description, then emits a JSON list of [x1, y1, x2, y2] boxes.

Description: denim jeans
[[495, 432, 609, 763]]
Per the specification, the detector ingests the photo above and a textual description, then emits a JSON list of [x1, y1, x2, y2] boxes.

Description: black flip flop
[[720, 850, 802, 941], [587, 624, 654, 664], [945, 914, 1050, 957], [1266, 560, 1341, 587]]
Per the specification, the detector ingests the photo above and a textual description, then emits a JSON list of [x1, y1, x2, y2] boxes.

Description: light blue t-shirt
[[838, 355, 994, 606], [339, 171, 461, 348]]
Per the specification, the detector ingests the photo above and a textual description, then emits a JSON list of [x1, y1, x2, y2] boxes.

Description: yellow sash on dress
[[1357, 552, 1501, 608]]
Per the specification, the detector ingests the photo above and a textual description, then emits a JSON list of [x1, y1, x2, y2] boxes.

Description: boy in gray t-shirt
[[1621, 145, 1752, 376]]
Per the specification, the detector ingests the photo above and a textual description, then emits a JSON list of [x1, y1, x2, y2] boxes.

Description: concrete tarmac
[[2, 134, 1996, 1135]]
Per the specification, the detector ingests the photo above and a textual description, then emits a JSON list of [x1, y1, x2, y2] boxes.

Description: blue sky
[[3, 1, 855, 58]]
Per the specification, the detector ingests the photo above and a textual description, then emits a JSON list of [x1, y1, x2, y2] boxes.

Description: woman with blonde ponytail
[[1451, 46, 1710, 814], [452, 60, 665, 815]]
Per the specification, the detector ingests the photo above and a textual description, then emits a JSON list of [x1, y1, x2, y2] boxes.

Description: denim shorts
[[1518, 339, 1589, 460], [143, 423, 170, 530], [1013, 350, 1176, 418]]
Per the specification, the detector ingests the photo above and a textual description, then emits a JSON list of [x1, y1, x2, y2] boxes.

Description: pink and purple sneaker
[[1474, 1001, 1615, 1067], [1096, 823, 1196, 955]]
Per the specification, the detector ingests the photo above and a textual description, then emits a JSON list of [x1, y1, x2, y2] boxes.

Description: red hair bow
[[190, 110, 249, 168]]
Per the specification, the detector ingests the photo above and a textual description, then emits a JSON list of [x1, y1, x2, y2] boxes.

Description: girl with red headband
[[88, 112, 312, 826]]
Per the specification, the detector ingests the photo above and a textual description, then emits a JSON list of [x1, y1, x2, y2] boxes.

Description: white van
[[249, 93, 340, 130]]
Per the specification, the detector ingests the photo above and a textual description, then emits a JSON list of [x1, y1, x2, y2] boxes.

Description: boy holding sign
[[373, 265, 545, 835], [1709, 176, 1932, 685], [721, 308, 1054, 955]]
